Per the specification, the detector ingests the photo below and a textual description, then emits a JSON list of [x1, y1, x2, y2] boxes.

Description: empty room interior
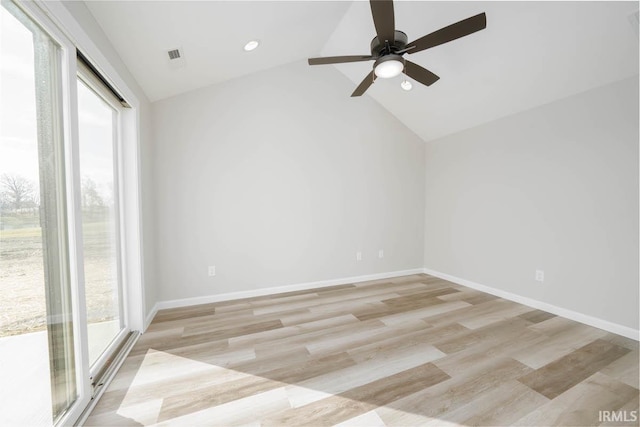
[[1, 0, 639, 426]]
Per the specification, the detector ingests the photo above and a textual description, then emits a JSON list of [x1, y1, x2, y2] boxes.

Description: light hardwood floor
[[86, 274, 639, 426]]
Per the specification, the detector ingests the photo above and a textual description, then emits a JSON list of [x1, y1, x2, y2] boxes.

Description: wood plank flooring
[[85, 274, 639, 426]]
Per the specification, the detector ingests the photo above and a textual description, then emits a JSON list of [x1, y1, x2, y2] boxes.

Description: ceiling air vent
[[167, 49, 181, 60], [166, 47, 186, 69]]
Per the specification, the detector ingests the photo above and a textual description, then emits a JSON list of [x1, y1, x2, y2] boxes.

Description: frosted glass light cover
[[374, 59, 403, 78]]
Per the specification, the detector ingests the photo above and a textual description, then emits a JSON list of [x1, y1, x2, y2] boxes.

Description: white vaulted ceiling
[[324, 1, 639, 141], [84, 1, 639, 142], [83, 1, 353, 101]]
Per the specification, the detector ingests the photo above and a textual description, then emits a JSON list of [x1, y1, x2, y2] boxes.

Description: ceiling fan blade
[[405, 12, 486, 55], [370, 0, 395, 45], [404, 61, 440, 86], [351, 71, 377, 97], [308, 55, 375, 66]]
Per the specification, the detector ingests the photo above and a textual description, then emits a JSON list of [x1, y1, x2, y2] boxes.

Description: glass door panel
[[76, 79, 123, 367], [0, 0, 76, 424]]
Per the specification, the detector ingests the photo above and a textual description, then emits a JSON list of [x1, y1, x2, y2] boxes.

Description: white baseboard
[[143, 303, 159, 332], [423, 268, 639, 341], [154, 268, 425, 311]]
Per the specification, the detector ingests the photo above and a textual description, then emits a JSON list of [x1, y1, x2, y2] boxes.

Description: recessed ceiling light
[[244, 40, 260, 52], [401, 80, 413, 91]]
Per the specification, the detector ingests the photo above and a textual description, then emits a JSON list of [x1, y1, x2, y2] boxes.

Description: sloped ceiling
[[83, 1, 353, 101], [324, 1, 639, 141], [85, 1, 639, 142]]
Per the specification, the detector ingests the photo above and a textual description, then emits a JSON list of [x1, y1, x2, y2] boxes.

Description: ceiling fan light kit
[[307, 0, 487, 97], [374, 54, 405, 78]]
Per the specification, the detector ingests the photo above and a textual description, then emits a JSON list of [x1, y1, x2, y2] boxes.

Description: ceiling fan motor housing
[[370, 30, 408, 56]]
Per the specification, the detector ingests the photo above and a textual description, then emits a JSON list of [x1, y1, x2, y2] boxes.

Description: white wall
[[423, 76, 639, 330], [61, 1, 157, 321], [62, 1, 638, 336], [152, 60, 426, 301]]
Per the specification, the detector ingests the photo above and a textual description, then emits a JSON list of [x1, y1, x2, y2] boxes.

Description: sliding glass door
[[0, 1, 76, 424], [76, 75, 126, 370], [0, 1, 133, 425]]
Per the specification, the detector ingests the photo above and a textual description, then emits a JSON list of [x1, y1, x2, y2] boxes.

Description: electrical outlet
[[535, 269, 544, 282], [356, 251, 362, 261], [378, 249, 384, 259], [208, 266, 216, 277]]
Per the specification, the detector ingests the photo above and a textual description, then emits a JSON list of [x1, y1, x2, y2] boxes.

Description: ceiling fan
[[308, 0, 486, 97]]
